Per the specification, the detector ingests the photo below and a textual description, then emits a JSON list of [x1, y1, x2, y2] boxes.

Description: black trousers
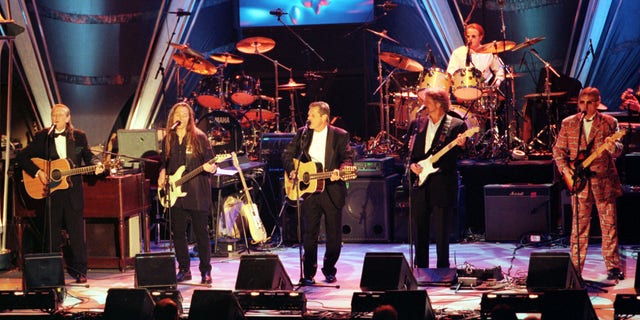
[[412, 187, 451, 269], [301, 190, 343, 279], [171, 207, 212, 274]]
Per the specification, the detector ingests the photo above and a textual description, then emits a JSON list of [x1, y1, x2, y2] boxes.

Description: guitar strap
[[429, 115, 451, 155]]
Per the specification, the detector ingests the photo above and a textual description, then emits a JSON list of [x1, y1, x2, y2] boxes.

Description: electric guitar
[[284, 159, 358, 201], [158, 154, 230, 208], [563, 130, 625, 192], [415, 127, 479, 187], [22, 158, 114, 199], [231, 152, 268, 244]]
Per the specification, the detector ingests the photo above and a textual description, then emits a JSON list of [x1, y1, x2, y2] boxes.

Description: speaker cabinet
[[23, 253, 65, 290], [235, 254, 293, 290], [360, 252, 417, 291], [526, 252, 582, 291], [351, 290, 434, 320], [117, 129, 159, 168], [135, 252, 176, 290], [104, 288, 155, 320], [188, 290, 244, 320], [484, 184, 552, 241], [341, 174, 400, 242]]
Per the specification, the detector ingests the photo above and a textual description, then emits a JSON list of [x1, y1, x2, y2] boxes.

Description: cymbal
[[236, 37, 276, 54], [511, 36, 546, 52], [210, 52, 244, 64], [171, 43, 206, 60], [365, 28, 399, 44], [278, 79, 306, 90], [523, 92, 566, 99], [475, 40, 516, 54], [172, 52, 217, 75], [379, 52, 424, 72], [253, 94, 279, 103]]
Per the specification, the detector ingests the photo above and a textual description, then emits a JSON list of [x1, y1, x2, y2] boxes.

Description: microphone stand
[[154, 10, 187, 119], [274, 12, 325, 62], [405, 113, 422, 271], [250, 46, 293, 132]]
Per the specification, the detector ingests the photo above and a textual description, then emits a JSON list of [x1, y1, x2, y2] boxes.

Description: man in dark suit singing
[[282, 101, 354, 285], [408, 88, 468, 269], [17, 104, 104, 283]]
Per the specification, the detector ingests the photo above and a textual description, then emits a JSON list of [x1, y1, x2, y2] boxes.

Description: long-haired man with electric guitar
[[282, 101, 354, 285], [17, 104, 105, 284], [553, 87, 624, 281], [407, 88, 468, 270], [157, 102, 217, 285]]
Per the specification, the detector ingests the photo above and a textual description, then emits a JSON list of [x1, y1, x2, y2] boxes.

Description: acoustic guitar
[[563, 130, 625, 192], [158, 154, 230, 208], [284, 159, 357, 201], [231, 152, 268, 244], [22, 158, 114, 199]]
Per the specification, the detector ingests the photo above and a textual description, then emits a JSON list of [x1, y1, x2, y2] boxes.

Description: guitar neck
[[431, 142, 456, 163], [236, 167, 254, 204], [580, 131, 624, 169], [175, 157, 220, 187], [60, 164, 98, 177]]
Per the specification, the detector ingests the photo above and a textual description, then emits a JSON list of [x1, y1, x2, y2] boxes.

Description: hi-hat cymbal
[[379, 52, 424, 72], [278, 79, 306, 91], [172, 52, 217, 75], [523, 92, 566, 99], [236, 37, 276, 54], [476, 40, 516, 54], [210, 52, 244, 64], [365, 28, 399, 44], [511, 36, 546, 52]]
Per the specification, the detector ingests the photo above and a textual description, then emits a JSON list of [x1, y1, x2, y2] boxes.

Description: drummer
[[446, 23, 505, 94]]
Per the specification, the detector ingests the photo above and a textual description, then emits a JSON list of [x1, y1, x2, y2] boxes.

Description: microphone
[[48, 124, 56, 136], [170, 120, 181, 131], [269, 8, 287, 16], [376, 1, 398, 11], [416, 105, 427, 113], [588, 39, 595, 57], [465, 41, 472, 67], [168, 9, 191, 16]]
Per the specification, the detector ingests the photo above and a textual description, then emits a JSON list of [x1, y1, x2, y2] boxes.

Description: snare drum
[[452, 67, 483, 101], [195, 76, 226, 110], [197, 110, 243, 154], [418, 68, 451, 93], [230, 74, 256, 106]]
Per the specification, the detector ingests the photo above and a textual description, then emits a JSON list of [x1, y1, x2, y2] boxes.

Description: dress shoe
[[300, 277, 315, 286], [76, 275, 87, 284], [607, 267, 625, 280], [324, 274, 337, 283], [201, 271, 212, 285], [176, 269, 192, 282]]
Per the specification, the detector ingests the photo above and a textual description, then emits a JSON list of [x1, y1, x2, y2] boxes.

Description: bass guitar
[[415, 127, 479, 187], [22, 158, 114, 199], [284, 159, 358, 201], [231, 152, 268, 244], [158, 154, 230, 208], [563, 130, 625, 192]]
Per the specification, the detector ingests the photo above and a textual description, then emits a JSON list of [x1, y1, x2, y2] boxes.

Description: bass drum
[[448, 104, 481, 135], [393, 93, 420, 130], [197, 110, 244, 154]]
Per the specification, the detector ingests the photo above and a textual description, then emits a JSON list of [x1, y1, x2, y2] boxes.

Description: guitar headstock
[[464, 127, 480, 138], [212, 153, 231, 164], [231, 152, 241, 171], [340, 166, 358, 181]]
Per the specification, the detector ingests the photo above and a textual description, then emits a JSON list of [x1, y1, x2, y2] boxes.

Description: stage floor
[[1, 240, 638, 319]]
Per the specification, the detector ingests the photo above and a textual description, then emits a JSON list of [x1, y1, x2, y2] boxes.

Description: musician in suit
[[552, 87, 624, 281], [157, 102, 217, 285], [16, 103, 104, 283], [407, 88, 467, 269], [282, 101, 354, 285], [620, 85, 639, 112]]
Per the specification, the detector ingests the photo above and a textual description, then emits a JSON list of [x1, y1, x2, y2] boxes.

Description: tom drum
[[230, 74, 256, 106], [452, 67, 483, 101], [417, 68, 451, 93]]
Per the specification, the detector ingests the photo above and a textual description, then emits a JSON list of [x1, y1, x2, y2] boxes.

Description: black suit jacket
[[17, 128, 100, 211], [408, 114, 466, 206], [282, 125, 353, 208]]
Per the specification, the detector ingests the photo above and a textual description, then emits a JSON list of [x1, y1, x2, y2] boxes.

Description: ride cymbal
[[379, 52, 424, 72], [236, 37, 276, 54], [365, 28, 399, 44], [278, 79, 306, 90], [210, 52, 244, 64], [523, 92, 566, 99], [172, 52, 217, 75], [476, 40, 516, 54], [511, 36, 546, 52]]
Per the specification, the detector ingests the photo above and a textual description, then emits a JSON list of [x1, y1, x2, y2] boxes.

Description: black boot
[[176, 269, 192, 282]]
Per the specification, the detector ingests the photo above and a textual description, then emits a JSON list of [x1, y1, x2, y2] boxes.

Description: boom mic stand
[[528, 49, 560, 152]]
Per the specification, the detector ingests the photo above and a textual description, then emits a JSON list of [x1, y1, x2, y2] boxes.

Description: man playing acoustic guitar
[[552, 87, 625, 281], [282, 101, 354, 285]]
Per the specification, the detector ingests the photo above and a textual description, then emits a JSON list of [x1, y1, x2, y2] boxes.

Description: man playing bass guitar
[[553, 87, 624, 281], [282, 101, 354, 285]]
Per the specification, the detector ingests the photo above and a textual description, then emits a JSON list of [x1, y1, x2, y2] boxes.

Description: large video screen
[[239, 0, 374, 27]]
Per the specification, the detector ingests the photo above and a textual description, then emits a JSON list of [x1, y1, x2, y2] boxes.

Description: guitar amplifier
[[354, 157, 396, 177]]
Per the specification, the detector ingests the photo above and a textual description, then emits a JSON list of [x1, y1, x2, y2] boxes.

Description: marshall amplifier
[[484, 184, 552, 242]]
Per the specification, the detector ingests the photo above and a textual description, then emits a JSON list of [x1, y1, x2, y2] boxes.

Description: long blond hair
[[163, 102, 205, 159]]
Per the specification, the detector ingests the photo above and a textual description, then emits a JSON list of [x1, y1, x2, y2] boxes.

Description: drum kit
[[170, 37, 306, 157]]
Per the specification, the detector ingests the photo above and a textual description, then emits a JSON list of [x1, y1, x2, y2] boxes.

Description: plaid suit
[[552, 112, 623, 272]]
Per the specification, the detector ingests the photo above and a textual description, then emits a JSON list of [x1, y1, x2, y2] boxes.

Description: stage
[[1, 240, 639, 319]]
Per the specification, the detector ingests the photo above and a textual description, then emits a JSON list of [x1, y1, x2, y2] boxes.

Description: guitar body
[[157, 165, 188, 208], [22, 158, 72, 199], [416, 156, 439, 187], [231, 152, 268, 244], [284, 160, 324, 201]]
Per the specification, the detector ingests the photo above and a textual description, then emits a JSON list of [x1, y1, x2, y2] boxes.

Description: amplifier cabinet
[[484, 184, 552, 242]]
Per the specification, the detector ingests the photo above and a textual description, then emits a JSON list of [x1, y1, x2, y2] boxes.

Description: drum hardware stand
[[372, 36, 397, 154], [529, 49, 561, 152]]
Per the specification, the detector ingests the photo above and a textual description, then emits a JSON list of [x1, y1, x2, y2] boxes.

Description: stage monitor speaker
[[235, 254, 293, 290], [341, 174, 400, 242], [636, 255, 640, 293], [104, 288, 155, 320], [615, 294, 640, 318], [350, 290, 434, 320], [526, 252, 582, 291], [135, 252, 177, 290], [484, 183, 552, 241], [541, 289, 597, 320], [117, 129, 159, 168], [360, 252, 417, 291], [23, 253, 65, 290], [188, 290, 245, 320]]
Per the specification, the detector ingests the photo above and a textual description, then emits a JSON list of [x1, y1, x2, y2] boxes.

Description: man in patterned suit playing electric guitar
[[282, 101, 354, 285], [553, 87, 625, 281]]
